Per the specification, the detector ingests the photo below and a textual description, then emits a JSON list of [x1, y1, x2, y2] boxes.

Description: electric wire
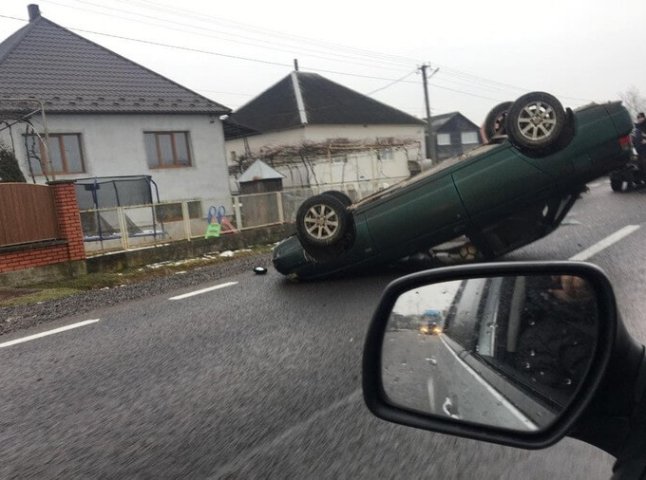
[[39, 0, 562, 99], [39, 0, 418, 72], [0, 7, 592, 105]]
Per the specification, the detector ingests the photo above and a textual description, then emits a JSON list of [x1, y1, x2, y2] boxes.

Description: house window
[[461, 131, 479, 145], [144, 131, 192, 168], [25, 133, 85, 175], [436, 133, 451, 146]]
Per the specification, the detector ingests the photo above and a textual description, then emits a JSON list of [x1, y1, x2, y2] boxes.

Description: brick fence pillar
[[48, 180, 86, 261]]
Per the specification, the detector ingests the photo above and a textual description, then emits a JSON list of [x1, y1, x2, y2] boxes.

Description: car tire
[[296, 194, 352, 249], [480, 101, 512, 143], [321, 190, 353, 207], [506, 92, 566, 151]]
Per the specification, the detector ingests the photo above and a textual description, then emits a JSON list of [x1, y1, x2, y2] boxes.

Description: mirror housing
[[363, 261, 619, 449]]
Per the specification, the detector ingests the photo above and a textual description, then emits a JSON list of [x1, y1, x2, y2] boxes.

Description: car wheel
[[321, 190, 353, 207], [296, 194, 351, 248], [610, 176, 623, 192], [506, 92, 566, 151], [480, 101, 512, 143]]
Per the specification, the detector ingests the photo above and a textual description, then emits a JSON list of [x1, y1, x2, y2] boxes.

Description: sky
[[393, 280, 462, 317], [1, 0, 645, 124]]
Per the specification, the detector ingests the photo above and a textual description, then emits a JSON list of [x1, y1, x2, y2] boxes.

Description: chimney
[[28, 4, 41, 22]]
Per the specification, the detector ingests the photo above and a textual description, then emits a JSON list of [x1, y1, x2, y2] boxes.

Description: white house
[[0, 5, 231, 208], [225, 71, 427, 193]]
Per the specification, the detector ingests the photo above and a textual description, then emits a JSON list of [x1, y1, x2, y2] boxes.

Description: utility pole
[[420, 64, 439, 161]]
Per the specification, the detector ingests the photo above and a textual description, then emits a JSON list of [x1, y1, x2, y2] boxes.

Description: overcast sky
[[1, 0, 645, 124]]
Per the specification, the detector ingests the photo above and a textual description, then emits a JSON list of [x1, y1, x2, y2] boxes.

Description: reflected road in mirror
[[381, 275, 598, 432]]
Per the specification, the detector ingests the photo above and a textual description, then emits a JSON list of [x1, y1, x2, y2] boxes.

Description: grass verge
[[0, 246, 271, 307]]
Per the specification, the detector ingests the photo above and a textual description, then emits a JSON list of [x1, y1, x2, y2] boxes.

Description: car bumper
[[272, 234, 377, 280], [272, 235, 310, 278]]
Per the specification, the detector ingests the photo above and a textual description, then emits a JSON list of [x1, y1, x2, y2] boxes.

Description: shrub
[[0, 144, 26, 183]]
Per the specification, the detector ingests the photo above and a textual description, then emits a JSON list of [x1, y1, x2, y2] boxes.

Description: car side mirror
[[362, 262, 618, 449]]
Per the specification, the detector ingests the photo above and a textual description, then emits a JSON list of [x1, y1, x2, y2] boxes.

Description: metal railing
[[80, 178, 407, 255]]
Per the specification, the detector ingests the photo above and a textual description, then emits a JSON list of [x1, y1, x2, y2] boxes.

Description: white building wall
[[225, 124, 425, 164], [226, 127, 306, 162], [304, 149, 413, 186], [0, 113, 231, 205], [230, 146, 420, 194], [303, 124, 424, 146]]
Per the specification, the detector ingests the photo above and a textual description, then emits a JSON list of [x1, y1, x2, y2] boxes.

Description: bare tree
[[620, 86, 646, 118]]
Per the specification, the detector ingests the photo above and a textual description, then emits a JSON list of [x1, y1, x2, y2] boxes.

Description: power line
[[3, 0, 593, 105], [0, 7, 545, 102], [366, 70, 418, 96], [108, 0, 593, 102], [40, 0, 418, 73], [432, 82, 505, 102], [0, 13, 420, 86], [0, 14, 25, 22], [41, 0, 420, 72], [0, 9, 591, 105], [36, 22, 428, 85], [0, 14, 518, 104], [64, 26, 297, 68], [114, 0, 422, 68]]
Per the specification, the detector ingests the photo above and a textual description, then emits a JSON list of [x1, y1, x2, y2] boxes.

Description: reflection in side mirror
[[381, 274, 598, 432]]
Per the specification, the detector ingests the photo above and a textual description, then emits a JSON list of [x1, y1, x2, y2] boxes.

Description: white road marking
[[169, 281, 238, 300], [439, 335, 538, 431], [0, 319, 100, 348], [427, 378, 436, 413], [569, 225, 640, 261]]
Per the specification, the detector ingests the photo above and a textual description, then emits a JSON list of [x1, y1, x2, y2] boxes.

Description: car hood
[[272, 235, 369, 280]]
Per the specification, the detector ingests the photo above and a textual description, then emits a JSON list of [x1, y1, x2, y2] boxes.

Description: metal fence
[[80, 178, 407, 255], [0, 183, 59, 247], [81, 199, 218, 254]]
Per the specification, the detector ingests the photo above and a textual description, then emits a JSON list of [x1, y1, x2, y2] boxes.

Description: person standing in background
[[633, 112, 646, 172]]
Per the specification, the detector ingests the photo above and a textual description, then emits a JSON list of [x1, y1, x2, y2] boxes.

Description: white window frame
[[436, 133, 451, 146], [461, 131, 479, 145]]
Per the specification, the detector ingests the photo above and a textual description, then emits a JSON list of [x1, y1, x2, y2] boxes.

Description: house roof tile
[[431, 111, 480, 131], [230, 71, 424, 133], [0, 15, 230, 115]]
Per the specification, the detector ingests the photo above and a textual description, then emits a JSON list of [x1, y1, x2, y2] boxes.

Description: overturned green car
[[273, 92, 633, 280]]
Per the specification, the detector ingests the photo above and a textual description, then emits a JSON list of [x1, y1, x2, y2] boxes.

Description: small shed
[[237, 160, 285, 227], [238, 159, 284, 194]]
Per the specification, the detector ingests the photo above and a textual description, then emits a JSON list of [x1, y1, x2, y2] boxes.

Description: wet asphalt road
[[1, 180, 645, 479]]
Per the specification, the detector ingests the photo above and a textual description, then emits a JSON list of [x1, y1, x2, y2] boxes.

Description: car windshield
[[0, 1, 643, 479]]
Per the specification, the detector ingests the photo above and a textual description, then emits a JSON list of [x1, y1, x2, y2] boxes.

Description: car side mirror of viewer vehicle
[[363, 262, 646, 470]]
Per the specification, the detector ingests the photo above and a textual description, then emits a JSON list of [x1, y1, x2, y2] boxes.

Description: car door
[[361, 173, 467, 254], [451, 148, 557, 225]]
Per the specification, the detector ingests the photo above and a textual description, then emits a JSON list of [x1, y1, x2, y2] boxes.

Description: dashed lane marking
[[570, 225, 640, 261], [169, 281, 238, 301], [0, 319, 100, 348]]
